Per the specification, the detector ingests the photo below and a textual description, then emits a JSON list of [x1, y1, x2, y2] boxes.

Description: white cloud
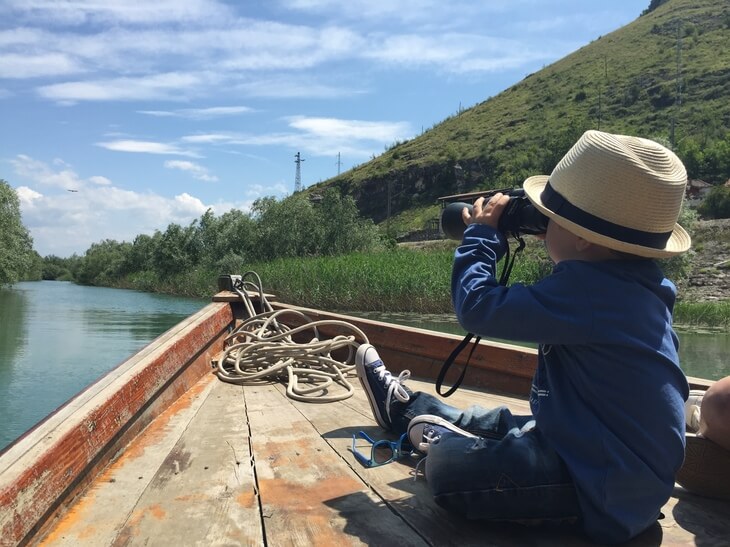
[[10, 154, 86, 190], [173, 192, 208, 213], [37, 72, 206, 103], [164, 160, 218, 182], [0, 53, 84, 79], [15, 185, 42, 204], [175, 116, 412, 159], [281, 0, 534, 31], [89, 175, 112, 186], [0, 0, 235, 26], [95, 140, 200, 157], [245, 182, 289, 198], [180, 133, 234, 144], [138, 106, 253, 119], [236, 76, 360, 99], [4, 4, 553, 105], [288, 116, 410, 142], [9, 155, 248, 256]]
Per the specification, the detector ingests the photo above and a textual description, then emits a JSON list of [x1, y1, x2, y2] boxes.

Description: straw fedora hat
[[523, 130, 691, 257]]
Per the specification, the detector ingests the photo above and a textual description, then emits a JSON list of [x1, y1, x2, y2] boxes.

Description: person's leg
[[355, 343, 532, 436], [390, 391, 531, 437], [355, 344, 580, 522], [699, 376, 730, 452], [425, 426, 581, 522]]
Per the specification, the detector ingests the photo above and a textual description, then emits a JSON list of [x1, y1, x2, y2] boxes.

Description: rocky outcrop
[[345, 157, 496, 223]]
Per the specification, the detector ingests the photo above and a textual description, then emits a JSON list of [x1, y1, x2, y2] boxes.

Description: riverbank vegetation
[[0, 179, 41, 286], [30, 189, 729, 329]]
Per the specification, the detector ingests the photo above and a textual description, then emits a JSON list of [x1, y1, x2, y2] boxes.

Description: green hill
[[308, 0, 730, 235]]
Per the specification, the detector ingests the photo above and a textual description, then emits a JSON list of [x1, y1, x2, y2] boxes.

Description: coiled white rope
[[214, 272, 368, 403]]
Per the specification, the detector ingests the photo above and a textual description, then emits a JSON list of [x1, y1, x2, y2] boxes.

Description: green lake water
[[0, 281, 206, 451]]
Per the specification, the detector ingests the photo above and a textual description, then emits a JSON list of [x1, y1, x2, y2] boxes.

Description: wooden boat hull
[[0, 293, 718, 545]]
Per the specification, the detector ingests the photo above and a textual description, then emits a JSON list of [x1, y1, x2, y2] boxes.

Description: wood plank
[[108, 379, 262, 546], [277, 381, 592, 547], [37, 374, 219, 546], [243, 382, 428, 546]]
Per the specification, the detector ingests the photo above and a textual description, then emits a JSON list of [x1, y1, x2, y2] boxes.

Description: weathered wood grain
[[5, 297, 727, 547], [37, 375, 218, 545], [110, 380, 261, 546], [244, 382, 427, 546]]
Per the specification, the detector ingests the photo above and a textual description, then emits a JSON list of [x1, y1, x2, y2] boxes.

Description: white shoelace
[[418, 428, 441, 453], [373, 363, 410, 423], [413, 456, 427, 481]]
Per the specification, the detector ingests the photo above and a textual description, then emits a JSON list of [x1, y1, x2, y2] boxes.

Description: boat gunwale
[[0, 301, 234, 545]]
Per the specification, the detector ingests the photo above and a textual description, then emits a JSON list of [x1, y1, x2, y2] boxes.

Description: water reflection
[[0, 281, 205, 451], [0, 288, 29, 435], [0, 286, 27, 363], [347, 311, 728, 381], [675, 328, 730, 381]]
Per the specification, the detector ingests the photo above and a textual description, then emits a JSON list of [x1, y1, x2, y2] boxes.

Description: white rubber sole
[[407, 414, 477, 454]]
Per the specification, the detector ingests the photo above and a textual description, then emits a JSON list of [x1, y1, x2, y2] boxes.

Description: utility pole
[[336, 152, 342, 175], [294, 152, 305, 192]]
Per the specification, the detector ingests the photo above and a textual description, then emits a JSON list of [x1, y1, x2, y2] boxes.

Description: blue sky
[[1, 0, 647, 257]]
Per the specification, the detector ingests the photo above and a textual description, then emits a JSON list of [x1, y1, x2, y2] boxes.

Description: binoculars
[[440, 188, 549, 240]]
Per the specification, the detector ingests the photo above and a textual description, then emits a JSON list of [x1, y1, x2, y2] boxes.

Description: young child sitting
[[355, 130, 691, 544]]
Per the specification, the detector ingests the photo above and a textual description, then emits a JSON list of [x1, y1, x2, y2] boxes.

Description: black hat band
[[541, 182, 673, 250]]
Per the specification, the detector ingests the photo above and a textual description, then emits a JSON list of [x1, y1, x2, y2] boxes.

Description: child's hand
[[462, 193, 510, 230]]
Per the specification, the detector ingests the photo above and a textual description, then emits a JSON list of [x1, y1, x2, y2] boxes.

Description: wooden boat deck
[[37, 371, 730, 546]]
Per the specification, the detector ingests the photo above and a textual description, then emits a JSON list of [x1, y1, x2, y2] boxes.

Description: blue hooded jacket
[[452, 223, 689, 543]]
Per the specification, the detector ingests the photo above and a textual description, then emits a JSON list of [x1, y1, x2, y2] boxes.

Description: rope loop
[[214, 272, 368, 402]]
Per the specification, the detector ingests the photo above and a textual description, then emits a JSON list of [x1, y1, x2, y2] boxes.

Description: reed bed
[[121, 247, 729, 330], [674, 301, 730, 329], [247, 247, 551, 313]]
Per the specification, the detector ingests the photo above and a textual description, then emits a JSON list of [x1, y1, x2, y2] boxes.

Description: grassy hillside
[[308, 0, 730, 235]]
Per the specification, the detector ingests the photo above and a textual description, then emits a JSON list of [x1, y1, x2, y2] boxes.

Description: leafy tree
[[42, 255, 70, 280], [124, 234, 156, 273], [251, 194, 323, 261], [151, 223, 201, 277], [209, 209, 257, 271], [317, 188, 380, 255], [75, 239, 131, 285], [678, 133, 730, 183], [0, 179, 35, 286], [24, 251, 43, 281]]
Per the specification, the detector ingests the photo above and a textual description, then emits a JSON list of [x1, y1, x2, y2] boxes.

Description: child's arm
[[451, 223, 593, 345]]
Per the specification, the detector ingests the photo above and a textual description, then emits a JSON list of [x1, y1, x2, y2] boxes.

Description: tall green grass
[[248, 249, 454, 312], [242, 246, 551, 312], [117, 247, 730, 329], [674, 301, 730, 329]]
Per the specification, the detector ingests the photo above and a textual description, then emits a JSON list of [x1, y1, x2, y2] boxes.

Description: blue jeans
[[390, 392, 581, 522]]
